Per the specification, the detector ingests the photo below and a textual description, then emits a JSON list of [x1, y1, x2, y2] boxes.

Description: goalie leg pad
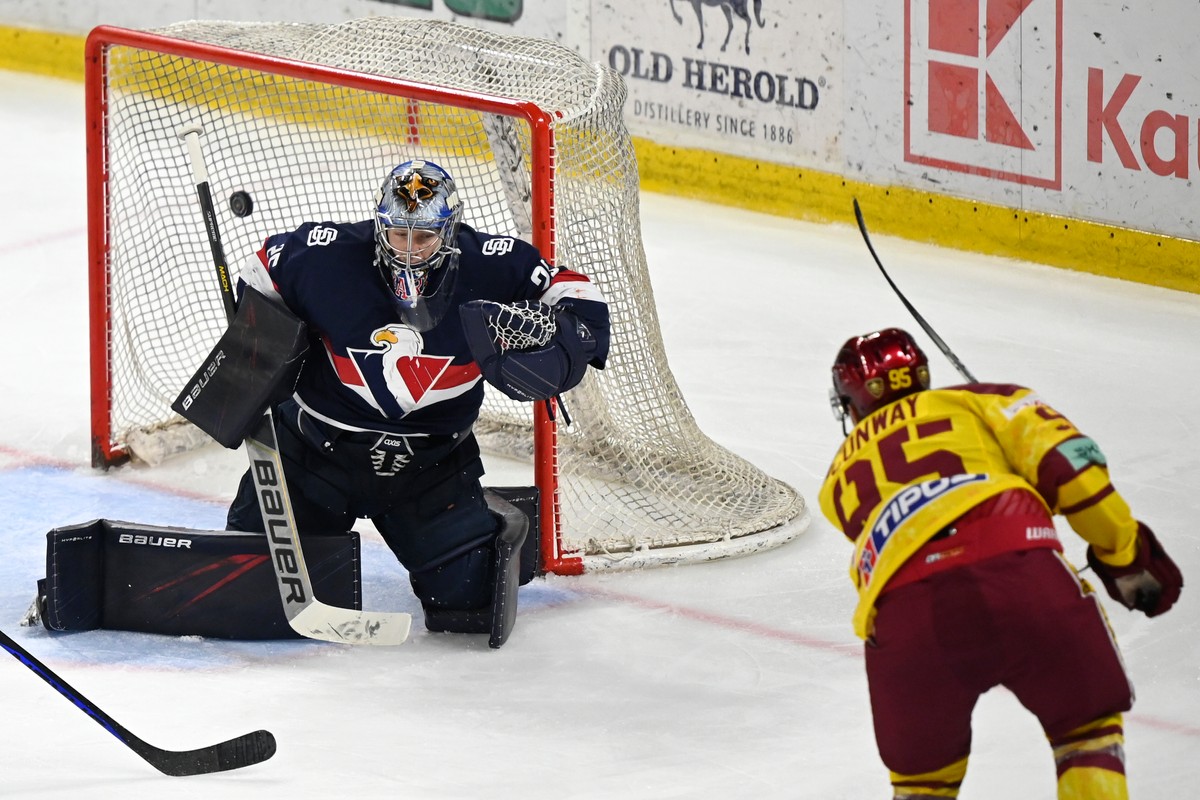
[[421, 488, 533, 647], [485, 489, 529, 648], [39, 519, 360, 639], [410, 542, 496, 619], [171, 286, 308, 448], [379, 460, 497, 612], [487, 485, 541, 584]]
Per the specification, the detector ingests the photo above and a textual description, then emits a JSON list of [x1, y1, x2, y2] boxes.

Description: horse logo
[[670, 0, 765, 54]]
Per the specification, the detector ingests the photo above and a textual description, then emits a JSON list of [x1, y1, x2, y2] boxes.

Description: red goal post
[[86, 18, 809, 575]]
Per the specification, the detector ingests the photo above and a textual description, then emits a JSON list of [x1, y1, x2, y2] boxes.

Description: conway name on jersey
[[819, 384, 1140, 638]]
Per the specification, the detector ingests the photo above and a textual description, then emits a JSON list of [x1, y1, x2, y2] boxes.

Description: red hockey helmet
[[830, 328, 930, 425]]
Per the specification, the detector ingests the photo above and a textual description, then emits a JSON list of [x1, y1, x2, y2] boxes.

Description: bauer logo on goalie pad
[[117, 533, 193, 549], [179, 349, 227, 411], [171, 287, 308, 448]]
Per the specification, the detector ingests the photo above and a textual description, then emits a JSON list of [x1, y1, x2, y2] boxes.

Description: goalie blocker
[[173, 285, 309, 449], [33, 489, 541, 641]]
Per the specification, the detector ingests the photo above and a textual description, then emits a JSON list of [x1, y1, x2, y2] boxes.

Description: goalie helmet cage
[[86, 18, 810, 575]]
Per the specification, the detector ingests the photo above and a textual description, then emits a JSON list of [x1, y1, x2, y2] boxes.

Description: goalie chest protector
[[38, 520, 360, 640]]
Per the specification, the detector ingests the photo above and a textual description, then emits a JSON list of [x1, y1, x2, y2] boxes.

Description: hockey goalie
[[36, 158, 609, 648]]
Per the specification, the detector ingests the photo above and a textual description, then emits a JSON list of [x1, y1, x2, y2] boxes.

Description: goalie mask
[[374, 160, 464, 331], [830, 328, 930, 430]]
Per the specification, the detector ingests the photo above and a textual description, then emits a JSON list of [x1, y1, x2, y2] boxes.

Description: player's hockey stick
[[0, 628, 275, 775], [178, 124, 411, 645], [852, 198, 978, 382]]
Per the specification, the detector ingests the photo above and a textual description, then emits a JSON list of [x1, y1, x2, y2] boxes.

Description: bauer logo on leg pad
[[179, 349, 226, 411], [117, 533, 193, 548]]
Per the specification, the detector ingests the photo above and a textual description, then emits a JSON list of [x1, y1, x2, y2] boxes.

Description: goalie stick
[[178, 124, 411, 646], [0, 628, 275, 776], [852, 198, 979, 383]]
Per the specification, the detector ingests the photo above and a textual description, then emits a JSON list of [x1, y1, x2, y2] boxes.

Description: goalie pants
[[865, 548, 1133, 788], [227, 399, 498, 612]]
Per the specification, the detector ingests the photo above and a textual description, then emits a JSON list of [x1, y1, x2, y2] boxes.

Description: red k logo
[[905, 0, 1063, 189]]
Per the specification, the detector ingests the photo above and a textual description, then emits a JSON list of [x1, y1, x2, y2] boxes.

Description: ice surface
[[1, 69, 1197, 798]]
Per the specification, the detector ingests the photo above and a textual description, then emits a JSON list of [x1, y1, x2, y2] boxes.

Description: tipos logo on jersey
[[326, 324, 481, 416], [904, 0, 1062, 189], [856, 473, 988, 587]]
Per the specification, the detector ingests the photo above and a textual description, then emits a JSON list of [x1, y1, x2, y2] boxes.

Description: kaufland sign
[[870, 0, 1200, 236], [595, 0, 1200, 234], [904, 0, 1062, 189]]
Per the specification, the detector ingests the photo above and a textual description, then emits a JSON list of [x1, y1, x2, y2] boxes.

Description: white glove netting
[[486, 301, 557, 352]]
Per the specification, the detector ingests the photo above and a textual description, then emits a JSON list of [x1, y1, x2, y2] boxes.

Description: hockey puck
[[229, 190, 254, 217]]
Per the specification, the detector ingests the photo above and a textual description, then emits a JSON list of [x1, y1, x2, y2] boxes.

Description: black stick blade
[[134, 729, 277, 777]]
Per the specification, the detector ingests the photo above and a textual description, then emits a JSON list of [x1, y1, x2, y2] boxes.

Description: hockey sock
[[1052, 714, 1128, 800], [888, 755, 966, 798]]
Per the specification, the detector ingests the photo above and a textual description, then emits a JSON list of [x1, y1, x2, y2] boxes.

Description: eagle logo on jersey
[[393, 170, 440, 212], [328, 323, 480, 416]]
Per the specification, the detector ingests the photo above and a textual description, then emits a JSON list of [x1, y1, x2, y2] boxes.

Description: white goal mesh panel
[[87, 18, 809, 572]]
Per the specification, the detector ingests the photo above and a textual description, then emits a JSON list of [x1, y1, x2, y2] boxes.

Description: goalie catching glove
[[1086, 522, 1183, 617], [460, 299, 601, 402]]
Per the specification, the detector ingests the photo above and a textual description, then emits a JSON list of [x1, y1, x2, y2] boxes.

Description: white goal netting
[[89, 17, 809, 571]]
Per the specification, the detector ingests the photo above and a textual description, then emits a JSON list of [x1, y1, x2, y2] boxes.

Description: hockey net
[[86, 18, 809, 574]]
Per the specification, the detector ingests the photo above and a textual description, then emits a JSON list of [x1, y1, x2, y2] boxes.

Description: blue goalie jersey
[[237, 220, 609, 436]]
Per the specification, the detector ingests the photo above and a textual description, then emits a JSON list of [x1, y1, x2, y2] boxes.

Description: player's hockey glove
[[460, 300, 597, 402], [1086, 522, 1183, 617]]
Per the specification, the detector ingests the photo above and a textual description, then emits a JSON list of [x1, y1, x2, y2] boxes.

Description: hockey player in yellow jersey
[[818, 328, 1182, 800]]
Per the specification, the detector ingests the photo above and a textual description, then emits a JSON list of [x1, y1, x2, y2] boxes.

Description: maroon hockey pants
[[864, 549, 1133, 776]]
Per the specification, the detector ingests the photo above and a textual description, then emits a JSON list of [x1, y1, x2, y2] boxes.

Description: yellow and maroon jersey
[[818, 384, 1140, 638]]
